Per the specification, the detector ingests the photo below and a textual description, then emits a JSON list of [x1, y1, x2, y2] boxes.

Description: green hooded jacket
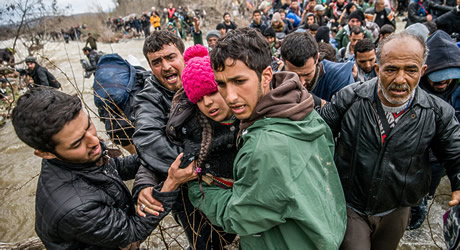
[[189, 110, 347, 249]]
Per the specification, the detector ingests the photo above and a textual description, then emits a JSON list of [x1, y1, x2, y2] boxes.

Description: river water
[[0, 35, 453, 249]]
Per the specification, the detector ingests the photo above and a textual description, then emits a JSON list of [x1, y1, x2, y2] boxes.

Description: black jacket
[[166, 89, 239, 179], [132, 76, 181, 197], [320, 79, 460, 215], [86, 50, 101, 72], [436, 6, 460, 36], [35, 145, 178, 249], [406, 0, 454, 27], [28, 63, 61, 88], [365, 7, 396, 28]]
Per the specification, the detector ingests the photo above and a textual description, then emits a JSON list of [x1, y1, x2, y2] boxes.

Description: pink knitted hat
[[182, 45, 218, 104]]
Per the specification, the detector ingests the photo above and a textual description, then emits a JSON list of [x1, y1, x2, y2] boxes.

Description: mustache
[[387, 82, 410, 91]]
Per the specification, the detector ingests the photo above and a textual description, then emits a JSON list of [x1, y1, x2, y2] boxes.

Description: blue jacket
[[313, 59, 355, 102]]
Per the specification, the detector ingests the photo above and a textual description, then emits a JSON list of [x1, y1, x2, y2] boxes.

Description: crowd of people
[[5, 0, 460, 249]]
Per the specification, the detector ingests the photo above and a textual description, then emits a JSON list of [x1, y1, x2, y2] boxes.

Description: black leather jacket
[[321, 79, 460, 215], [28, 63, 61, 88], [35, 146, 179, 249], [132, 76, 182, 198], [406, 0, 454, 27], [86, 50, 101, 72]]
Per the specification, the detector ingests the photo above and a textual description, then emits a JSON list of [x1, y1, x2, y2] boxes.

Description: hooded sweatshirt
[[240, 71, 314, 132], [420, 30, 460, 120], [189, 72, 347, 249]]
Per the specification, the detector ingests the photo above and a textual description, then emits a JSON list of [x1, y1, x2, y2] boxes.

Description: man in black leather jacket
[[320, 32, 460, 249], [82, 47, 102, 77], [11, 88, 194, 249], [132, 30, 230, 249], [25, 56, 61, 88]]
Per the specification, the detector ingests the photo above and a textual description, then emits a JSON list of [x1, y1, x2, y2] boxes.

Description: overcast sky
[[46, 0, 116, 14], [0, 0, 116, 16]]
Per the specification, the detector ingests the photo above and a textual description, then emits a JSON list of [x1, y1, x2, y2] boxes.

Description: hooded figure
[[408, 29, 460, 231], [420, 30, 460, 120]]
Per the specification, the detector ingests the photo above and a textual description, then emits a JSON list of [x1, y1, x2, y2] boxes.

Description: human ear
[[261, 65, 273, 90], [34, 150, 57, 160]]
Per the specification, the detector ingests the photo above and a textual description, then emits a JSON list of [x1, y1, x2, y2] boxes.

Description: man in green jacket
[[187, 27, 347, 249], [335, 10, 374, 49]]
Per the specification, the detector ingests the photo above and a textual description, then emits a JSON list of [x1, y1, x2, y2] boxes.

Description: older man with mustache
[[320, 31, 460, 249]]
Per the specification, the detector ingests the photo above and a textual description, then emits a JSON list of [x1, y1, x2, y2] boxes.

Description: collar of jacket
[[46, 142, 108, 172], [29, 63, 40, 75], [147, 75, 177, 98], [354, 77, 432, 109]]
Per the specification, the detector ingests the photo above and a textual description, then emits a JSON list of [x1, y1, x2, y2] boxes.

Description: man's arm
[[136, 153, 197, 217], [58, 186, 178, 249], [320, 82, 359, 136], [335, 29, 345, 49], [192, 17, 203, 45], [131, 80, 182, 213], [188, 135, 298, 236], [132, 81, 182, 175], [111, 154, 140, 181]]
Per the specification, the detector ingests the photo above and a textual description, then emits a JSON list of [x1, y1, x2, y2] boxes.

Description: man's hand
[[193, 16, 201, 32], [426, 14, 433, 21], [162, 153, 197, 192], [352, 64, 358, 80], [449, 190, 460, 206], [136, 187, 164, 217]]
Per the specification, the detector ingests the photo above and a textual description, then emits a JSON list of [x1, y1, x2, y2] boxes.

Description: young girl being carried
[[166, 44, 239, 247]]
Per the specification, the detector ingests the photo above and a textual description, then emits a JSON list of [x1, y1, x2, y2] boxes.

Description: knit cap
[[206, 30, 221, 41], [182, 45, 217, 104], [348, 10, 364, 23], [272, 12, 282, 23], [315, 26, 330, 43]]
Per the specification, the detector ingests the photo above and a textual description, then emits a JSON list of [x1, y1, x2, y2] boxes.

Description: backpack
[[93, 53, 136, 112], [45, 69, 61, 89]]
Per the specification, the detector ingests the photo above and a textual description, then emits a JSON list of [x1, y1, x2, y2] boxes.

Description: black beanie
[[263, 27, 276, 38], [348, 10, 364, 23], [315, 26, 330, 43]]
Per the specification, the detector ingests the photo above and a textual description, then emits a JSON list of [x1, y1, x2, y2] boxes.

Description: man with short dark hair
[[187, 27, 347, 249], [85, 32, 98, 50], [221, 12, 238, 32], [337, 26, 365, 62], [354, 38, 377, 82], [216, 22, 227, 37], [82, 47, 102, 77], [364, 0, 396, 28], [25, 56, 61, 89], [320, 31, 460, 249], [11, 87, 192, 249], [375, 24, 395, 45], [281, 32, 355, 102], [249, 9, 267, 33]]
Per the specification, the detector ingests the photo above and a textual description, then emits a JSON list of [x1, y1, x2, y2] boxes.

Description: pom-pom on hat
[[182, 45, 217, 104], [183, 44, 209, 64]]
